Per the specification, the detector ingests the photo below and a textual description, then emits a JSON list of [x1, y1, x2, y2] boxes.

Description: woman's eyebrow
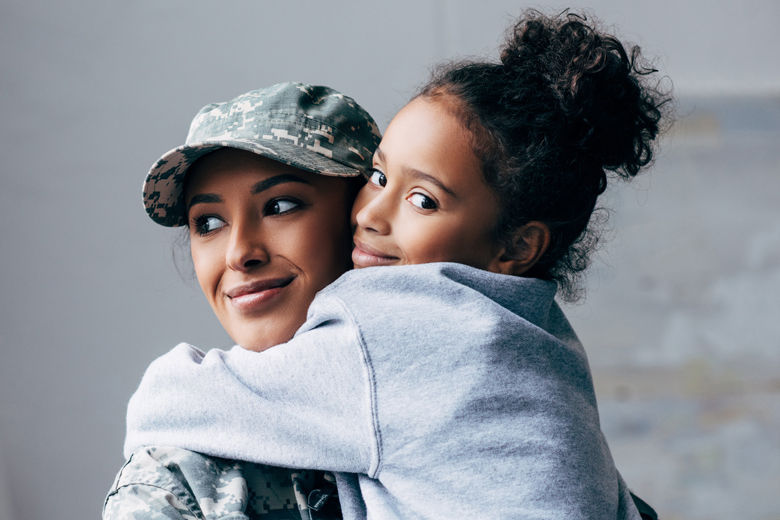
[[251, 174, 311, 194], [188, 193, 222, 211], [187, 174, 312, 212]]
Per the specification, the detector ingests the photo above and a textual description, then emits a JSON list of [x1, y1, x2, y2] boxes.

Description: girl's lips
[[352, 239, 400, 268], [226, 276, 295, 311]]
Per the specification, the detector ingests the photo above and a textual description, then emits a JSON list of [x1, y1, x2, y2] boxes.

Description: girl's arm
[[124, 297, 378, 476], [124, 264, 632, 519]]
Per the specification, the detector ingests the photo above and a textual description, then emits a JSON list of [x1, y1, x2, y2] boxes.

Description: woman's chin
[[229, 322, 301, 353]]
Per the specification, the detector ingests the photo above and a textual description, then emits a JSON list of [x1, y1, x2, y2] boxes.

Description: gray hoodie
[[125, 263, 641, 519]]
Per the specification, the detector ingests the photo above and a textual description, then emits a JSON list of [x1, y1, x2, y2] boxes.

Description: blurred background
[[1, 1, 778, 519]]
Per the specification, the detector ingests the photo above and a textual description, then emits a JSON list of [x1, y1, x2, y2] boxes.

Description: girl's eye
[[194, 215, 226, 235], [408, 193, 437, 210], [369, 170, 387, 187], [266, 198, 300, 216]]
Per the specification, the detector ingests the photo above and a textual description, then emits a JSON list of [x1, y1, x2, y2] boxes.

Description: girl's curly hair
[[418, 9, 673, 301]]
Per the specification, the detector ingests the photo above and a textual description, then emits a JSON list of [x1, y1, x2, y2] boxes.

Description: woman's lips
[[352, 239, 400, 267], [226, 276, 295, 311]]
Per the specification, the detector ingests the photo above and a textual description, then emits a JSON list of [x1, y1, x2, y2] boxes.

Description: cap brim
[[143, 138, 363, 227]]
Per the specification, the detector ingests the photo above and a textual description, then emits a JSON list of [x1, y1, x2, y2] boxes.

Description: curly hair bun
[[417, 9, 671, 300], [499, 11, 664, 180]]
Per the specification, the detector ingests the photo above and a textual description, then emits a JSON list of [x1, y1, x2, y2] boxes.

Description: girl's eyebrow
[[374, 147, 388, 164], [404, 167, 458, 199], [375, 147, 458, 199]]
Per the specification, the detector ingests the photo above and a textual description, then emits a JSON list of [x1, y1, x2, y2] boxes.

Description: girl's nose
[[225, 220, 270, 272], [354, 188, 393, 236]]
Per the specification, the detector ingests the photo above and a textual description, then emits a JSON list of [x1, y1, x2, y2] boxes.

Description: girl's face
[[185, 148, 354, 352], [351, 97, 504, 271]]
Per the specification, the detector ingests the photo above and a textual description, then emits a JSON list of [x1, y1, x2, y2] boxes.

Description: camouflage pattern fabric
[[143, 82, 382, 227], [103, 446, 342, 520]]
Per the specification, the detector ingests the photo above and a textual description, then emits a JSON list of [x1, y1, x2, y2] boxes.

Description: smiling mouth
[[226, 276, 296, 311], [352, 238, 400, 268]]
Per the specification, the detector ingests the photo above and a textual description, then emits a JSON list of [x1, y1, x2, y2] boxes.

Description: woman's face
[[184, 148, 354, 352], [351, 97, 503, 271]]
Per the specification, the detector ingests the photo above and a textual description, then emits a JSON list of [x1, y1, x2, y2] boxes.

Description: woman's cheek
[[192, 246, 225, 306]]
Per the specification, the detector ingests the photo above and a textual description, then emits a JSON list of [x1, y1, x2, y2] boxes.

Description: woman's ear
[[487, 221, 551, 276]]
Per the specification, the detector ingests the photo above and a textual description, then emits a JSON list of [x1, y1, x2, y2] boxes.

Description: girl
[[122, 10, 668, 520]]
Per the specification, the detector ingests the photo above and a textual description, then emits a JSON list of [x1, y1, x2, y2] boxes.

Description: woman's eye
[[195, 216, 226, 235], [266, 199, 300, 215], [369, 170, 387, 187], [408, 193, 437, 210]]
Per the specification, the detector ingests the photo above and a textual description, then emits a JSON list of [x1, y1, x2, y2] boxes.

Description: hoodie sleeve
[[124, 296, 379, 476]]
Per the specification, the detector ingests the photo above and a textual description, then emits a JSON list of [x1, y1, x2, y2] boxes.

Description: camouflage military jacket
[[103, 446, 342, 520]]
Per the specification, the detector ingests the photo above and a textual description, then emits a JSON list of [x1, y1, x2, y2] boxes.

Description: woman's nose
[[354, 189, 392, 235], [225, 220, 269, 272]]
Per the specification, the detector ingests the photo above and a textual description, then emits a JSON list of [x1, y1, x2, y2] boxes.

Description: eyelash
[[368, 168, 438, 211], [192, 214, 224, 236], [264, 197, 305, 216], [190, 197, 305, 236], [368, 169, 387, 187], [408, 193, 437, 210]]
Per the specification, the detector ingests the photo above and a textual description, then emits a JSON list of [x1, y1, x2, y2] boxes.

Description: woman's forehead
[[184, 149, 338, 199]]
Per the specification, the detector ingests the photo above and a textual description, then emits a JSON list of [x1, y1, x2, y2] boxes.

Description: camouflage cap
[[143, 82, 382, 227]]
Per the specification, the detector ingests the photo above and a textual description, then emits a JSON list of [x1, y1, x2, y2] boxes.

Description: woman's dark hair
[[418, 9, 672, 301]]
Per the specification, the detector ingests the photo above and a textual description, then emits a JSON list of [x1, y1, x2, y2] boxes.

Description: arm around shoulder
[[125, 296, 378, 474]]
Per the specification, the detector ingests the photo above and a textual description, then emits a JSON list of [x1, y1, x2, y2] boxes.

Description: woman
[[105, 82, 381, 519]]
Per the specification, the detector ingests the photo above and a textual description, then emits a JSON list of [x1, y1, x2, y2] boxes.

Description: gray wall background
[[1, 1, 778, 519]]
